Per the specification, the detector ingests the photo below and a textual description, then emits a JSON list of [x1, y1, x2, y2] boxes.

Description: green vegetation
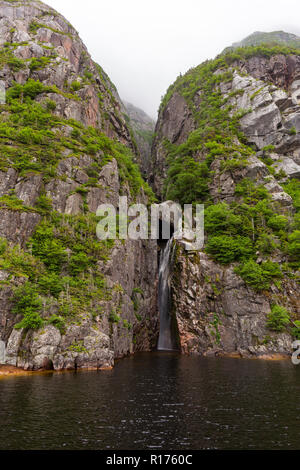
[[158, 45, 300, 290], [161, 59, 255, 206], [131, 287, 144, 312], [70, 80, 82, 92], [209, 314, 221, 345], [1, 212, 115, 330], [0, 79, 153, 200], [0, 44, 25, 71], [291, 321, 300, 339], [29, 20, 73, 38], [109, 310, 121, 324], [12, 282, 44, 330], [267, 305, 291, 332], [68, 341, 88, 353], [29, 56, 53, 71], [0, 67, 154, 332], [234, 260, 283, 291], [223, 31, 300, 51], [206, 235, 253, 264]]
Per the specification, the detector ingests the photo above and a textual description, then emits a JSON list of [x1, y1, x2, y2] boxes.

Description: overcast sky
[[46, 0, 300, 119]]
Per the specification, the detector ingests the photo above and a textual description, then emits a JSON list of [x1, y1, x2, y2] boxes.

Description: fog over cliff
[[45, 0, 300, 118]]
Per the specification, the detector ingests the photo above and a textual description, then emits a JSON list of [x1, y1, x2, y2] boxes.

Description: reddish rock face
[[239, 54, 300, 89], [171, 248, 299, 357], [0, 0, 158, 371], [0, 0, 135, 148]]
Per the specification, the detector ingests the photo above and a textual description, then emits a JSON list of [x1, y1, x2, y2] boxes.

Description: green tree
[[267, 305, 290, 332]]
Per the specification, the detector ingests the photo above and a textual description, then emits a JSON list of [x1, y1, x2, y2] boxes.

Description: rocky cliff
[[153, 40, 300, 357], [1, 7, 299, 370], [123, 101, 155, 178], [0, 0, 158, 371]]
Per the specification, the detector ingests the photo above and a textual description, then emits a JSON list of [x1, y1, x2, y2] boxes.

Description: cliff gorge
[[0, 4, 299, 371], [152, 39, 300, 357], [0, 0, 158, 370], [123, 101, 155, 178]]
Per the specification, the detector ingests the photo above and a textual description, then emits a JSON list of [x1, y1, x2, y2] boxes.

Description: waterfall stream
[[0, 340, 6, 364], [157, 237, 175, 351]]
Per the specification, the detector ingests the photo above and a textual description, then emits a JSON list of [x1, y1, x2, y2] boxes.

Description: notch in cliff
[[123, 101, 155, 179]]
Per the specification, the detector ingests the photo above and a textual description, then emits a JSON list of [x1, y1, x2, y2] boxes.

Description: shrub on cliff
[[234, 259, 283, 291], [288, 230, 300, 268], [12, 283, 44, 330], [165, 156, 210, 204], [267, 215, 289, 232], [206, 235, 253, 264], [205, 203, 243, 235], [29, 223, 68, 273], [291, 321, 300, 339], [267, 305, 291, 332]]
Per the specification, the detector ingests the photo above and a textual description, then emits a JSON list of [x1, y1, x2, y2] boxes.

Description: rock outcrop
[[152, 39, 300, 358], [0, 0, 158, 371], [171, 245, 298, 357]]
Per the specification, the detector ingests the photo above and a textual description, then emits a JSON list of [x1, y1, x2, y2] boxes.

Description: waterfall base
[[157, 238, 179, 351]]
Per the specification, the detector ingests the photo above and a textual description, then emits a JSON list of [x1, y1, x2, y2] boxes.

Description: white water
[[0, 340, 6, 364], [157, 238, 175, 351]]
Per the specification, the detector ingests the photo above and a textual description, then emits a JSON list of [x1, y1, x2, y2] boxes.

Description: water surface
[[0, 353, 299, 450]]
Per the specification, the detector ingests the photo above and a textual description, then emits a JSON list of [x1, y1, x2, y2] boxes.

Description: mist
[[45, 0, 300, 118]]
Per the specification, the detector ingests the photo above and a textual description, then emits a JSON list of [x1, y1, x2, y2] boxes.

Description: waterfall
[[0, 340, 6, 364], [157, 237, 175, 351]]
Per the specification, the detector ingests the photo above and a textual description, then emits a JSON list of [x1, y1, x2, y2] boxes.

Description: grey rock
[[273, 157, 300, 178], [15, 173, 43, 206], [170, 247, 299, 356], [0, 169, 18, 196], [5, 329, 24, 367], [65, 193, 83, 215], [0, 210, 41, 247]]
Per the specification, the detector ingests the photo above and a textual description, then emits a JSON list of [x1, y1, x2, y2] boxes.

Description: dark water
[[0, 353, 299, 450]]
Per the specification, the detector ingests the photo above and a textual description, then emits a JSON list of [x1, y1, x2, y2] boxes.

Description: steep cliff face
[[0, 0, 135, 145], [123, 101, 155, 178], [153, 40, 300, 357], [0, 0, 158, 371]]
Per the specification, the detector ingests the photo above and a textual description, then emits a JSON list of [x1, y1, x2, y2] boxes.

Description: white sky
[[45, 0, 300, 118]]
